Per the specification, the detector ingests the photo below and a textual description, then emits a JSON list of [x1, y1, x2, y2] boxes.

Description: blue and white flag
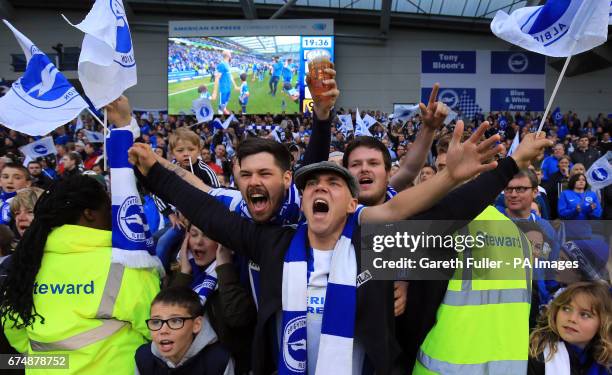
[[393, 104, 420, 122], [211, 118, 224, 131], [0, 21, 88, 136], [19, 137, 56, 161], [338, 114, 353, 132], [507, 132, 520, 157], [586, 151, 612, 190], [222, 114, 237, 130], [193, 97, 213, 123], [84, 129, 104, 143], [363, 113, 378, 129], [354, 108, 372, 137], [552, 107, 563, 125], [491, 0, 610, 57], [63, 0, 137, 108], [108, 127, 164, 272]]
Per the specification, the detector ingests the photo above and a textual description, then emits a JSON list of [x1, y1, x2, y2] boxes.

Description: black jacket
[[141, 157, 520, 374], [570, 147, 600, 170]]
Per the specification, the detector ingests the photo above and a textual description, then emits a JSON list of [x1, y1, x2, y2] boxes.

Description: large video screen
[[167, 35, 334, 115]]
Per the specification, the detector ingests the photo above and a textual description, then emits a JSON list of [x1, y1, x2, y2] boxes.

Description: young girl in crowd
[[528, 281, 612, 375], [170, 224, 255, 374]]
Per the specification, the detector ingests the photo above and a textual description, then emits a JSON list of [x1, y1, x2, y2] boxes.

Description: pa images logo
[[118, 196, 146, 242], [283, 316, 307, 372]]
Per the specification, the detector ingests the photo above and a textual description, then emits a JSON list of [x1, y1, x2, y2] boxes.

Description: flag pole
[[86, 107, 104, 127], [103, 108, 108, 171], [536, 55, 572, 135]]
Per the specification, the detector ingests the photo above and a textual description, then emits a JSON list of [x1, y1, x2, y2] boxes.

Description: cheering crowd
[[0, 71, 610, 375]]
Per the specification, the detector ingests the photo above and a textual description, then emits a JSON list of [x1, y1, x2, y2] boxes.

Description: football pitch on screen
[[168, 72, 300, 115]]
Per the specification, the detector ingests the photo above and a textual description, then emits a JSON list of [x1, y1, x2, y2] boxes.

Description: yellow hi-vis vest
[[4, 225, 161, 375], [413, 206, 532, 375]]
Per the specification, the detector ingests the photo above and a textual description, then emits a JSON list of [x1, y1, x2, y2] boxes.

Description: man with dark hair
[[570, 135, 600, 169], [27, 160, 53, 190]]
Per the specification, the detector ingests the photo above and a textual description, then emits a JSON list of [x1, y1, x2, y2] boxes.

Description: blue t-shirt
[[216, 61, 232, 93], [282, 65, 293, 82], [240, 83, 249, 105], [272, 61, 283, 78]]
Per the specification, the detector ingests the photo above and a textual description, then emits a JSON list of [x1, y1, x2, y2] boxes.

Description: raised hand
[[306, 67, 339, 121], [510, 132, 554, 169], [178, 233, 192, 274], [419, 83, 448, 131], [445, 120, 503, 183], [128, 143, 158, 176], [105, 95, 132, 127]]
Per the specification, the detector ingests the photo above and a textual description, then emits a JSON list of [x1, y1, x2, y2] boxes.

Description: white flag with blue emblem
[[193, 98, 213, 123], [363, 113, 378, 129], [393, 104, 420, 122], [338, 114, 353, 131], [0, 21, 88, 136], [354, 108, 372, 137], [108, 127, 164, 272], [586, 151, 612, 190], [84, 129, 104, 143], [491, 0, 610, 57], [63, 0, 137, 108], [19, 137, 56, 160]]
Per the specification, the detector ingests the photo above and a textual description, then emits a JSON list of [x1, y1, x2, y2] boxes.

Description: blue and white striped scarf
[[279, 208, 362, 375], [385, 185, 397, 202], [210, 183, 302, 309], [190, 258, 218, 305], [108, 127, 164, 274]]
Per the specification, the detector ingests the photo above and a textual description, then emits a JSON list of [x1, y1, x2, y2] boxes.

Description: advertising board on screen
[[167, 19, 334, 116]]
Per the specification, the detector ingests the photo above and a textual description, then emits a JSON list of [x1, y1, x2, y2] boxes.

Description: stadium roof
[[227, 36, 301, 54], [214, 0, 529, 19]]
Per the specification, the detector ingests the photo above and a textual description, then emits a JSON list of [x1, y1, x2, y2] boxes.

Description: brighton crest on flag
[[64, 0, 137, 108], [586, 151, 612, 190], [19, 137, 56, 160], [0, 20, 88, 136], [193, 98, 214, 123], [491, 0, 610, 57]]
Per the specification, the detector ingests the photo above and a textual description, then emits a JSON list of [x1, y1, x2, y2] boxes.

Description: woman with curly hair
[[0, 175, 160, 374]]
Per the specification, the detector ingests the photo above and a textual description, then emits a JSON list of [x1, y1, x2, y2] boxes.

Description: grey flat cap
[[294, 161, 360, 198]]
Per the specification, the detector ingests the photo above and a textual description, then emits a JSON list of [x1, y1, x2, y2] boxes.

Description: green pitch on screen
[[168, 72, 300, 115]]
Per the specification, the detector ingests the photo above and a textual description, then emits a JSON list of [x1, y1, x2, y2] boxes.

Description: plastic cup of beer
[[307, 49, 333, 97]]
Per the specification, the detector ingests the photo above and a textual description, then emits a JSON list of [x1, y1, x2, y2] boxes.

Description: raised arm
[[361, 121, 502, 223], [129, 145, 286, 264], [390, 83, 447, 191], [106, 95, 214, 195], [300, 68, 339, 167]]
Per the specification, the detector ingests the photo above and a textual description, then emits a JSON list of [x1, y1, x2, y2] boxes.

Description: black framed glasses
[[145, 317, 196, 331], [504, 186, 534, 194]]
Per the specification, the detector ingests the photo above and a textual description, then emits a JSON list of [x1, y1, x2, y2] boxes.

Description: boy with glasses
[[135, 287, 234, 375]]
